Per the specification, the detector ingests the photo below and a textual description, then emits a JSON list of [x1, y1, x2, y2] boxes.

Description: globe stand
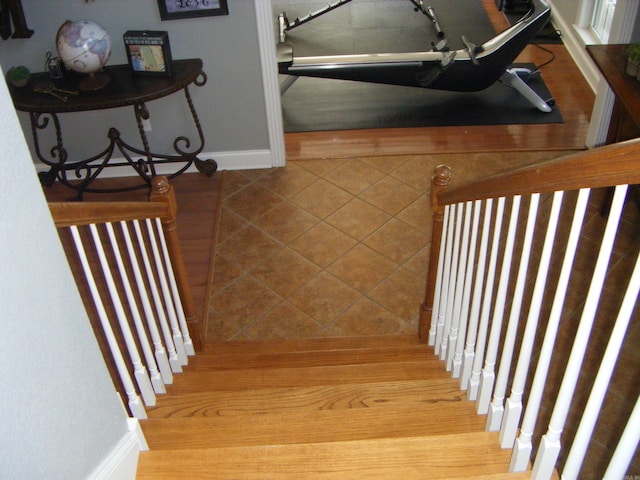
[[78, 72, 110, 91]]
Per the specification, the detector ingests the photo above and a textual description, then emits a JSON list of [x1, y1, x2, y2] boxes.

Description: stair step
[[148, 378, 466, 418], [202, 334, 423, 355], [167, 359, 447, 393], [136, 431, 513, 480], [142, 401, 486, 449], [190, 342, 431, 371]]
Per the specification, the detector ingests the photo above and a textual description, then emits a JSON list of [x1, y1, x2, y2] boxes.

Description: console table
[[10, 58, 217, 199]]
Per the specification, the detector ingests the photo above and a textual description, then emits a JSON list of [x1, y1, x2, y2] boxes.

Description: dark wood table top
[[587, 44, 640, 124], [9, 58, 203, 113]]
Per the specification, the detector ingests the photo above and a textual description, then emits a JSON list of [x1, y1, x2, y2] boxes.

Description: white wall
[[0, 66, 133, 480]]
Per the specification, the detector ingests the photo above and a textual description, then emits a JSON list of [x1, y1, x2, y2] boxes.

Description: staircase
[[136, 335, 548, 479]]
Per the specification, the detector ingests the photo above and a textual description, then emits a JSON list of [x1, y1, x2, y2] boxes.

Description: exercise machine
[[277, 0, 554, 113]]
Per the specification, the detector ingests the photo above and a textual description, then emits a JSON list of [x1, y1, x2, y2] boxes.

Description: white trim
[[255, 0, 286, 167], [87, 419, 147, 480], [34, 148, 275, 179]]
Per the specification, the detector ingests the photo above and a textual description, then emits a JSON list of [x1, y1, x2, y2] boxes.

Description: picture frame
[[123, 30, 173, 76], [157, 0, 229, 21]]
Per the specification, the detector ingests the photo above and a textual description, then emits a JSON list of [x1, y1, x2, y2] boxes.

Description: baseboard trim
[[87, 419, 147, 480], [34, 148, 276, 178]]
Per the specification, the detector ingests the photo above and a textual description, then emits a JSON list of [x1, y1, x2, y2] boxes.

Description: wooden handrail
[[49, 201, 169, 227], [437, 138, 640, 206]]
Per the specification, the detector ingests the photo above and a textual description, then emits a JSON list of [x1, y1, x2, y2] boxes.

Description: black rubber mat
[[281, 63, 563, 132]]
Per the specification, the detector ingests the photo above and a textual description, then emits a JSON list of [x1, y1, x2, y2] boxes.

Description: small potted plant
[[5, 65, 30, 87], [624, 43, 640, 78]]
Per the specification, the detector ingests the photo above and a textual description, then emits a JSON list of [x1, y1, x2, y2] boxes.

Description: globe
[[56, 19, 111, 90]]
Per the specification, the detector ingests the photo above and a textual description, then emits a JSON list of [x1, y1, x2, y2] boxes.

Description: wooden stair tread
[[167, 359, 448, 393], [147, 378, 466, 418], [142, 402, 486, 449], [136, 431, 512, 479], [202, 334, 423, 355], [189, 343, 431, 371]]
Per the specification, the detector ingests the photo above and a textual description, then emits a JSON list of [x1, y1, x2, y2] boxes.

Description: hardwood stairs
[[136, 335, 544, 479]]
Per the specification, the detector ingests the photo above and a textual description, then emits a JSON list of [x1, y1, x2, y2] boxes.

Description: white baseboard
[[87, 419, 147, 480], [34, 148, 277, 178]]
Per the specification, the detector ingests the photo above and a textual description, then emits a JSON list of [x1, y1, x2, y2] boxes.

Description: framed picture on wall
[[123, 30, 173, 76], [157, 0, 229, 21]]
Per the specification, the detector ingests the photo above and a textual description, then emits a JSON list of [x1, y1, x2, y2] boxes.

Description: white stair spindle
[[603, 393, 640, 480], [501, 191, 563, 448], [105, 222, 166, 395], [145, 219, 188, 366], [487, 193, 539, 431], [511, 188, 590, 472], [153, 218, 195, 356], [453, 200, 481, 379], [477, 195, 521, 415], [441, 203, 462, 362], [461, 198, 492, 390], [132, 220, 182, 374], [447, 201, 472, 372], [119, 220, 173, 386], [531, 184, 627, 480], [429, 204, 450, 346], [562, 247, 640, 479], [69, 226, 147, 419], [89, 223, 156, 407], [435, 205, 454, 355], [468, 197, 505, 401]]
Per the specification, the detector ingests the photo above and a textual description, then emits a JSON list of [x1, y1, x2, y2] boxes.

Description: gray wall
[[0, 68, 130, 479], [0, 0, 270, 163]]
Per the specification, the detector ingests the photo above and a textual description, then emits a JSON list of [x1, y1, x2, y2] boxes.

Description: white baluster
[[562, 248, 640, 479], [487, 193, 539, 431], [461, 199, 492, 390], [501, 191, 563, 448], [453, 200, 481, 379], [429, 204, 450, 346], [447, 201, 472, 372], [132, 220, 182, 374], [477, 195, 521, 415], [511, 188, 589, 472], [441, 203, 462, 362], [603, 393, 640, 480], [435, 205, 454, 355], [89, 224, 156, 407], [105, 222, 166, 395], [468, 197, 504, 401], [69, 226, 147, 419], [145, 219, 188, 366], [531, 184, 627, 480], [154, 218, 195, 356], [119, 220, 173, 386]]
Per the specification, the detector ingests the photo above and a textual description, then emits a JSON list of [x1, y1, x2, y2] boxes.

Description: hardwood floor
[[283, 1, 595, 161]]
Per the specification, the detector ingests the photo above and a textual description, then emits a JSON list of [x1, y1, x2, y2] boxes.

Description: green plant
[[625, 42, 640, 62], [5, 65, 30, 86]]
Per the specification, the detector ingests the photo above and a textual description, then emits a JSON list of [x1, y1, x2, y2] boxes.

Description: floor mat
[[281, 64, 562, 132]]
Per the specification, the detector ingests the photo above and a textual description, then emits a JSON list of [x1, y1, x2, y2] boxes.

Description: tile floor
[[206, 151, 571, 341]]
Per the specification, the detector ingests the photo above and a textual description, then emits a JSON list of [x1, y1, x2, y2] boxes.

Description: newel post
[[150, 176, 204, 352], [418, 165, 452, 343]]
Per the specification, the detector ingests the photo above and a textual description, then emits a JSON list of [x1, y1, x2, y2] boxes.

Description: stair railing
[[420, 139, 640, 480], [49, 176, 201, 419]]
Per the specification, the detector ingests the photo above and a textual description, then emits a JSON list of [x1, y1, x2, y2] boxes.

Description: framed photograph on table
[[157, 0, 229, 21], [123, 30, 173, 76]]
